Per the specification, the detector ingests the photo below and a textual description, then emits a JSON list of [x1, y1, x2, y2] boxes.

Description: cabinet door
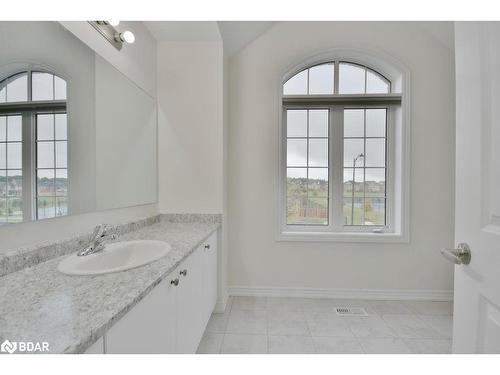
[[203, 232, 218, 323], [105, 277, 177, 354], [175, 248, 204, 353]]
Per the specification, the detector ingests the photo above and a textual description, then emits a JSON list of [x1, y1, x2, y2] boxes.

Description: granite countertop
[[0, 220, 220, 353]]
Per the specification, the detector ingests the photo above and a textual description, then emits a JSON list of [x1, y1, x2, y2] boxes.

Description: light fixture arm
[[88, 21, 135, 51]]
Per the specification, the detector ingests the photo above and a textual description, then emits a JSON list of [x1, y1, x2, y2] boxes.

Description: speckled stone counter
[[0, 216, 161, 277], [0, 218, 220, 353]]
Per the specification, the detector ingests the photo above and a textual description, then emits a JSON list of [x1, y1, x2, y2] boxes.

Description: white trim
[[0, 66, 70, 224], [229, 286, 453, 302], [277, 230, 408, 243], [281, 48, 406, 93], [283, 93, 402, 105], [214, 292, 230, 313], [276, 48, 411, 243]]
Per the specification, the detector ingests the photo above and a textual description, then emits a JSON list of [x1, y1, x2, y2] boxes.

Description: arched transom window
[[284, 62, 390, 95], [0, 70, 68, 224], [280, 59, 404, 239]]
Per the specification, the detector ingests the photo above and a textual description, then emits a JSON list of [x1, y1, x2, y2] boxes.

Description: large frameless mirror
[[0, 21, 157, 225]]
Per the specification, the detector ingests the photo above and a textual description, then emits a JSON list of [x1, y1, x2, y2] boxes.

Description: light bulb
[[121, 31, 135, 44], [108, 20, 120, 27]]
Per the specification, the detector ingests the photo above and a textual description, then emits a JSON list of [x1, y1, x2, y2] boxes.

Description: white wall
[[157, 41, 224, 214], [228, 22, 456, 296], [220, 50, 230, 308], [60, 21, 157, 98], [156, 37, 227, 308]]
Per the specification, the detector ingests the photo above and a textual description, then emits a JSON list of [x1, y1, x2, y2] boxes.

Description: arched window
[[0, 70, 68, 224], [280, 58, 405, 239], [284, 62, 390, 95]]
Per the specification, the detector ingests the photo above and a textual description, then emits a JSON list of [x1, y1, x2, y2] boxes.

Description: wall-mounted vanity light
[[88, 21, 135, 51], [115, 30, 135, 44]]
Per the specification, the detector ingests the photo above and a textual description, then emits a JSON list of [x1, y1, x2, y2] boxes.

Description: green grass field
[[287, 194, 385, 226], [0, 196, 68, 222]]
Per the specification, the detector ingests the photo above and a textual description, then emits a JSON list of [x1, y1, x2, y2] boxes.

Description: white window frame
[[0, 68, 69, 223], [276, 51, 410, 243]]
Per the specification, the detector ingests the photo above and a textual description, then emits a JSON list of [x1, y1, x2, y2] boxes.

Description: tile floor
[[196, 296, 453, 354]]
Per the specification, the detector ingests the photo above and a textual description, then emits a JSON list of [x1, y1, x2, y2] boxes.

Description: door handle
[[440, 243, 471, 265]]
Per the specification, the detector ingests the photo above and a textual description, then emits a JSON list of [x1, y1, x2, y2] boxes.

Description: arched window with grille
[[0, 70, 68, 224], [280, 56, 408, 240]]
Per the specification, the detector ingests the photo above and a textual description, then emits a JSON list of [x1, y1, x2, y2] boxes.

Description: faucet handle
[[90, 224, 105, 241], [89, 224, 115, 247], [100, 224, 115, 236], [79, 224, 117, 256], [92, 224, 114, 238]]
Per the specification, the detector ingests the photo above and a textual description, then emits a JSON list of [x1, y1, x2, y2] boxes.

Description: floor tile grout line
[[304, 309, 313, 339], [366, 313, 400, 339], [380, 313, 447, 340], [310, 335, 318, 354], [418, 315, 453, 340], [219, 332, 225, 354], [209, 297, 452, 353], [355, 336, 367, 354], [220, 298, 229, 354], [344, 313, 358, 340], [266, 308, 269, 354]]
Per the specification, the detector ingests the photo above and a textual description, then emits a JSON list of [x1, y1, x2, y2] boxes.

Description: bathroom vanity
[[0, 22, 224, 355], [0, 215, 221, 354], [86, 231, 217, 354]]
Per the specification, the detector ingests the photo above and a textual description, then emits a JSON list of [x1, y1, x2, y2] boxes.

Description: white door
[[451, 22, 500, 353]]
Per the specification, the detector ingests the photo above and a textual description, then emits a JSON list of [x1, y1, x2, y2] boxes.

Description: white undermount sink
[[58, 240, 172, 276]]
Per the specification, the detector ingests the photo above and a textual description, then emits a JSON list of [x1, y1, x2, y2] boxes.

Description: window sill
[[276, 230, 409, 243]]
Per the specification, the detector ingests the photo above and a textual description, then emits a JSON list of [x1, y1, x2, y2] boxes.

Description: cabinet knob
[[170, 278, 179, 286], [179, 269, 187, 277], [204, 244, 210, 250]]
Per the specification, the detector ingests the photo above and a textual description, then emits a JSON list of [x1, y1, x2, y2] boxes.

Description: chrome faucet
[[77, 224, 118, 256]]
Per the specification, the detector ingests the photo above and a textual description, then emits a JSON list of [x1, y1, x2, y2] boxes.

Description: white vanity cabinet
[[101, 231, 218, 354], [175, 247, 204, 353], [105, 276, 177, 353], [202, 233, 218, 324]]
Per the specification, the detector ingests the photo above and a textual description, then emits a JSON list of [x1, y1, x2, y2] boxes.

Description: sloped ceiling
[[144, 21, 276, 56], [144, 21, 453, 56], [416, 22, 454, 51], [145, 21, 222, 42], [217, 21, 276, 56]]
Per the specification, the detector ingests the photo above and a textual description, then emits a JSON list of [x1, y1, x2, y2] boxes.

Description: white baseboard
[[229, 286, 453, 301], [214, 291, 231, 313]]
